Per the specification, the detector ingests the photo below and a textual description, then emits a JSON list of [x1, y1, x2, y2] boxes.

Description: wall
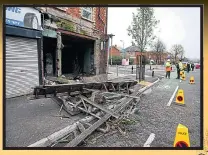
[[64, 7, 107, 35], [66, 8, 81, 18], [94, 7, 107, 34], [40, 7, 108, 75]]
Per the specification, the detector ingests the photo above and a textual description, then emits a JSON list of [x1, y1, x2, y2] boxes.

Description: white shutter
[[6, 36, 39, 98]]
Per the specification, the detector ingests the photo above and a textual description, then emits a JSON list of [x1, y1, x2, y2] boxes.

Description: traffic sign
[[189, 76, 195, 84], [174, 124, 190, 147], [175, 141, 189, 147], [175, 89, 185, 105]]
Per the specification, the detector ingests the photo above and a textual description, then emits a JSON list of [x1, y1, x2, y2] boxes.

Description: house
[[5, 6, 109, 98], [124, 45, 169, 64], [109, 45, 122, 57]]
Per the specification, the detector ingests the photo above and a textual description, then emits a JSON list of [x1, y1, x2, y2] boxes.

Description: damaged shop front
[[41, 7, 109, 83]]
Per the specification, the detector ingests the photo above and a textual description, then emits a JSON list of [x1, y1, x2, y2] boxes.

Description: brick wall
[[66, 8, 81, 18], [94, 7, 107, 34], [64, 7, 107, 34], [110, 46, 121, 57]]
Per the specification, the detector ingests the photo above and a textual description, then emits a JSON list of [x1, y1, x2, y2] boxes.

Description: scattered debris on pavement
[[28, 78, 159, 147]]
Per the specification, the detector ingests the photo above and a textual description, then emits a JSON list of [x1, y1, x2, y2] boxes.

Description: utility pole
[[109, 34, 115, 66], [106, 35, 110, 74], [120, 40, 125, 59]]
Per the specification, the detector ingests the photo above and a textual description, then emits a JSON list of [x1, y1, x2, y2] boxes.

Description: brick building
[[124, 45, 169, 64], [38, 7, 108, 80], [109, 45, 122, 57]]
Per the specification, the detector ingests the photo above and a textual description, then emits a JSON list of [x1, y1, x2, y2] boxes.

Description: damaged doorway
[[43, 36, 57, 77], [61, 34, 95, 77]]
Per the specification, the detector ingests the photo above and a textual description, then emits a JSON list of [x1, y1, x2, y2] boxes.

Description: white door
[[6, 36, 39, 98]]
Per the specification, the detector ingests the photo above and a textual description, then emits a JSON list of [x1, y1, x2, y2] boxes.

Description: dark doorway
[[61, 34, 95, 76], [43, 36, 57, 77]]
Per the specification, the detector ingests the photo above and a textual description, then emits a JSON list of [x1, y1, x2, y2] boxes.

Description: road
[[135, 69, 201, 147], [109, 65, 173, 77], [84, 69, 201, 147]]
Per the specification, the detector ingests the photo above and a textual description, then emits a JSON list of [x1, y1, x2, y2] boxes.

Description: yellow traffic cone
[[182, 72, 186, 81], [189, 76, 195, 84], [175, 89, 185, 105], [180, 71, 183, 76], [174, 124, 190, 147]]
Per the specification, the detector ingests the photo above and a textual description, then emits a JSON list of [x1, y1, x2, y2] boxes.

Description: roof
[[110, 46, 123, 51], [124, 46, 140, 52]]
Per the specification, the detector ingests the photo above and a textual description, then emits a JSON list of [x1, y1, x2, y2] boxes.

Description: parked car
[[195, 63, 200, 69]]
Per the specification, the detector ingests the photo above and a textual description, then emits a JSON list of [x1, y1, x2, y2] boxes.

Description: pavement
[[84, 69, 201, 147], [5, 97, 85, 147]]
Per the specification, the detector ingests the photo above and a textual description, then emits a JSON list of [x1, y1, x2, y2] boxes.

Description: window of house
[[81, 7, 93, 21]]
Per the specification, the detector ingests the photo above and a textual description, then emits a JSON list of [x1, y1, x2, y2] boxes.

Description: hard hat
[[167, 59, 170, 61]]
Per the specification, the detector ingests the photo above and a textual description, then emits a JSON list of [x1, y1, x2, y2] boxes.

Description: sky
[[107, 7, 201, 59]]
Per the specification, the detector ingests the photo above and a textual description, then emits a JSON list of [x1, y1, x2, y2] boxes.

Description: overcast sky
[[107, 7, 201, 59]]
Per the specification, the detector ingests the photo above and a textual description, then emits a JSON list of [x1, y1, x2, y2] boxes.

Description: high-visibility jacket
[[165, 62, 171, 71], [179, 62, 183, 70]]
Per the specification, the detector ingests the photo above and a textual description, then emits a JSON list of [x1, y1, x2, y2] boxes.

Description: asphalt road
[[136, 69, 201, 147], [109, 65, 169, 77], [84, 69, 201, 147]]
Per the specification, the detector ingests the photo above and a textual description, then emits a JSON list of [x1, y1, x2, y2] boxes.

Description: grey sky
[[107, 7, 201, 59]]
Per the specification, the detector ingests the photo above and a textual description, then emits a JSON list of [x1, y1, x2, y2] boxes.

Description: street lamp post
[[109, 34, 115, 66]]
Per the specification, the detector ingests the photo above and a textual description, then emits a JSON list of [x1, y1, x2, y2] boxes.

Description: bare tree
[[152, 38, 166, 64], [127, 7, 159, 79], [127, 7, 159, 52], [170, 44, 185, 63]]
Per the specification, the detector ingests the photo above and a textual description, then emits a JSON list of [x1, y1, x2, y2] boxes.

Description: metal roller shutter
[[6, 36, 39, 98]]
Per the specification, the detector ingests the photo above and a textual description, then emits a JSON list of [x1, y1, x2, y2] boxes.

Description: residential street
[[4, 6, 201, 148], [82, 68, 201, 147]]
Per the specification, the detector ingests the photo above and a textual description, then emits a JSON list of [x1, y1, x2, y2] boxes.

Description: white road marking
[[164, 85, 170, 89], [167, 85, 179, 106], [143, 133, 155, 147], [157, 85, 170, 89]]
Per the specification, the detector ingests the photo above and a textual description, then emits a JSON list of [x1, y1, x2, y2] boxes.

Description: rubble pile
[[29, 79, 155, 147]]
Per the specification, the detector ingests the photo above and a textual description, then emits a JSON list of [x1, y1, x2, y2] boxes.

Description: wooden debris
[[117, 126, 126, 136], [28, 112, 102, 147], [33, 81, 138, 97], [79, 95, 119, 119], [97, 123, 110, 133], [76, 122, 86, 133]]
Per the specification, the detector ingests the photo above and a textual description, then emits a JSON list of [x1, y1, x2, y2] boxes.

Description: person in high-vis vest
[[165, 59, 171, 79], [178, 59, 183, 80], [179, 59, 183, 71]]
